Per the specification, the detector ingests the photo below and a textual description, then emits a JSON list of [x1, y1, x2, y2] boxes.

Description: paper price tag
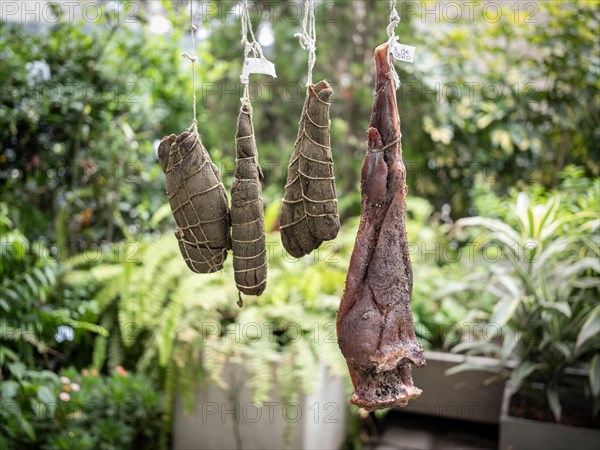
[[390, 42, 416, 63], [240, 57, 277, 83]]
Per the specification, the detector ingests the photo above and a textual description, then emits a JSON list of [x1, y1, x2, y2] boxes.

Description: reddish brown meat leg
[[337, 43, 425, 411]]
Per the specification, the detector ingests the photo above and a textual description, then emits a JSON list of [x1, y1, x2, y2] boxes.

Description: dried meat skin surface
[[280, 80, 340, 258], [336, 44, 425, 411], [231, 103, 267, 296], [159, 130, 231, 273]]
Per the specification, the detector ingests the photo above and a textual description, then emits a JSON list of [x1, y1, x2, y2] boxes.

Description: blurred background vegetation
[[0, 1, 598, 449]]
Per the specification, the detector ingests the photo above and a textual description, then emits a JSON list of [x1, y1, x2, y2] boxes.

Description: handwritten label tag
[[390, 42, 416, 63], [240, 57, 277, 83]]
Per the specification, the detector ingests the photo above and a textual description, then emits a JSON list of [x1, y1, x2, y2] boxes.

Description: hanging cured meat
[[231, 103, 267, 296], [336, 43, 425, 411], [158, 130, 231, 273], [280, 80, 340, 258]]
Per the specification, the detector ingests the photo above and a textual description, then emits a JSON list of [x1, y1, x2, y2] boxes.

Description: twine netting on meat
[[159, 132, 231, 274], [280, 81, 340, 257], [230, 0, 268, 300], [231, 103, 267, 297]]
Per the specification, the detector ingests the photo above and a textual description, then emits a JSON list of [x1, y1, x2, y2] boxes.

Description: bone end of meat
[[349, 365, 423, 411]]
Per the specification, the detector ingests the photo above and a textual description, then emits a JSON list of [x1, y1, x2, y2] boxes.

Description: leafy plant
[[0, 7, 191, 247], [1, 365, 163, 450], [61, 196, 458, 446], [449, 192, 599, 422], [61, 202, 348, 433]]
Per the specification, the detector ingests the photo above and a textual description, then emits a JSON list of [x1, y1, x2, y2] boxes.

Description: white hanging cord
[[181, 0, 199, 132], [240, 0, 268, 104], [294, 0, 316, 87], [386, 0, 401, 87]]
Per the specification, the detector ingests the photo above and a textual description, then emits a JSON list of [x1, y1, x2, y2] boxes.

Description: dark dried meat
[[280, 80, 340, 258], [158, 130, 231, 273], [336, 44, 425, 411], [231, 103, 267, 296]]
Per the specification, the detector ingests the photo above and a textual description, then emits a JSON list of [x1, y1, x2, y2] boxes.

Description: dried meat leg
[[158, 130, 231, 273], [336, 43, 425, 411], [280, 80, 340, 258], [231, 103, 267, 296]]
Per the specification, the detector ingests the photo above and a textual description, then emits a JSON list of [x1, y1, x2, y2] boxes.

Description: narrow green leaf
[[544, 301, 571, 318], [576, 305, 600, 350], [508, 362, 543, 395], [500, 330, 520, 362], [491, 296, 520, 327], [547, 387, 562, 423], [538, 197, 559, 234], [20, 419, 36, 441], [572, 277, 600, 289], [526, 207, 536, 240], [455, 217, 521, 244], [541, 211, 598, 241], [451, 341, 500, 355], [445, 362, 503, 376], [551, 341, 571, 359]]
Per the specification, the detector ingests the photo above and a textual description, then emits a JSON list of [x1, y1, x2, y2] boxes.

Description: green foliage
[[449, 186, 600, 422], [0, 204, 106, 373], [60, 196, 457, 445], [0, 9, 190, 247], [1, 366, 162, 450], [412, 2, 599, 216], [2, 0, 598, 446], [62, 204, 350, 423]]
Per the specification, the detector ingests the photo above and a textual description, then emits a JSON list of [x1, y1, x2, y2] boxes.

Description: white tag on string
[[390, 42, 416, 63], [240, 57, 277, 83]]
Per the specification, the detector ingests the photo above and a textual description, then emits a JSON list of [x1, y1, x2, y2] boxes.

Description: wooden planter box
[[401, 350, 505, 423], [172, 361, 348, 450], [499, 384, 600, 450]]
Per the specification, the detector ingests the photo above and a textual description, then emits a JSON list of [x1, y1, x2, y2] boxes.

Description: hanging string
[[386, 0, 401, 87], [181, 0, 198, 132], [294, 0, 316, 87], [240, 0, 269, 104]]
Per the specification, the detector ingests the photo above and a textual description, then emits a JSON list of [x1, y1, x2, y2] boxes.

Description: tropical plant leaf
[[500, 329, 520, 362], [491, 296, 521, 327], [507, 361, 544, 395], [455, 217, 521, 246], [543, 301, 571, 318], [452, 341, 500, 355], [547, 386, 562, 423], [541, 211, 598, 241], [576, 305, 600, 350], [20, 419, 36, 442], [445, 362, 504, 376]]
